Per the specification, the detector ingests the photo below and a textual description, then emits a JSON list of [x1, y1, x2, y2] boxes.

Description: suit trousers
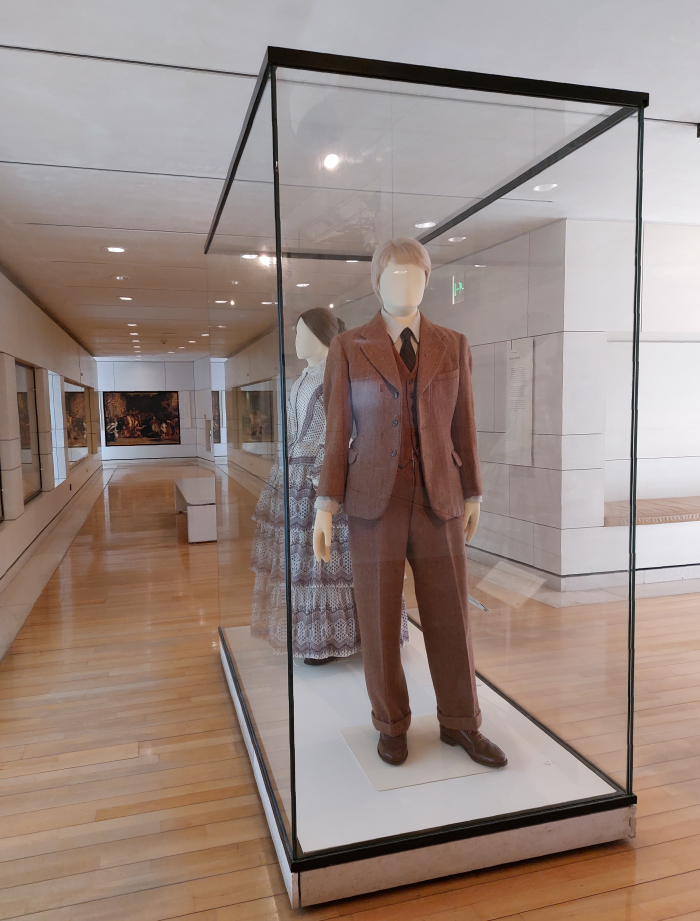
[[347, 458, 482, 736]]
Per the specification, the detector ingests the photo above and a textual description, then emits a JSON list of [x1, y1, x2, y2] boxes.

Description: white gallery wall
[[0, 269, 101, 589]]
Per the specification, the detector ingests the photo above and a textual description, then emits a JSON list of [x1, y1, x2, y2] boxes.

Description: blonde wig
[[371, 237, 432, 301]]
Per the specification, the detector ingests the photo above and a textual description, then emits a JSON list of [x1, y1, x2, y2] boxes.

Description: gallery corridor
[[0, 461, 697, 918]]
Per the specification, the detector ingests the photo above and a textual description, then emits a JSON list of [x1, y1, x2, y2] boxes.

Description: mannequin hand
[[463, 501, 480, 543], [313, 510, 332, 563]]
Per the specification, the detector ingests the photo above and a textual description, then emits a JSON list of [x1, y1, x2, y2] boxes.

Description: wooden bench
[[174, 477, 217, 542]]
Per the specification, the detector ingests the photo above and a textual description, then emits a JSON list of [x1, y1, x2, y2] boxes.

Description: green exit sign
[[452, 274, 465, 305]]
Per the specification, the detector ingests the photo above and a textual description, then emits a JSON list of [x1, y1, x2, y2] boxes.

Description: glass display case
[[207, 48, 647, 907], [15, 362, 42, 502], [64, 381, 89, 466]]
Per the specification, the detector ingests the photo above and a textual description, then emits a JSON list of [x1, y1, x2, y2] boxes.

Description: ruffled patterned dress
[[250, 359, 408, 659]]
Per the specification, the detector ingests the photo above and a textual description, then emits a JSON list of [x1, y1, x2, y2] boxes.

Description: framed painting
[[103, 391, 181, 446]]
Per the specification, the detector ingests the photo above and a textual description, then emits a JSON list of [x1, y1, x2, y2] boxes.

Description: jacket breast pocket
[[434, 369, 459, 381]]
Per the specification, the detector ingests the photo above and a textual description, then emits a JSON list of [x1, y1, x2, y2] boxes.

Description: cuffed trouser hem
[[371, 709, 412, 736], [437, 707, 482, 732]]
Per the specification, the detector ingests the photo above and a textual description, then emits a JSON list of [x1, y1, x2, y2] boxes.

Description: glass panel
[[209, 60, 640, 862], [64, 381, 89, 465], [15, 363, 41, 502], [48, 371, 67, 485], [273, 69, 638, 855], [208, 80, 294, 842]]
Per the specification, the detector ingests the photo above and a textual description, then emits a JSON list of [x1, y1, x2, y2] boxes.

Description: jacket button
[[392, 419, 398, 426], [391, 450, 397, 457]]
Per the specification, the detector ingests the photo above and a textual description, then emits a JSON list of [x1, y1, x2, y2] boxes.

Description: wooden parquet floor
[[1, 462, 700, 920]]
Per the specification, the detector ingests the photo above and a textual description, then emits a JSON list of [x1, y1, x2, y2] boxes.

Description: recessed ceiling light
[[242, 254, 257, 259], [201, 333, 209, 337], [230, 300, 235, 306], [217, 325, 226, 328], [112, 275, 129, 281], [215, 299, 227, 304], [119, 296, 132, 301], [133, 340, 140, 343], [103, 246, 125, 253], [188, 340, 196, 343], [258, 254, 276, 267], [127, 323, 137, 327], [168, 351, 175, 353], [474, 264, 485, 268], [533, 183, 558, 192], [261, 301, 272, 305], [297, 283, 309, 288], [414, 221, 436, 229], [228, 280, 238, 284], [323, 153, 341, 170], [448, 236, 466, 243], [130, 332, 138, 336], [178, 346, 185, 349], [345, 260, 359, 264], [329, 303, 334, 309]]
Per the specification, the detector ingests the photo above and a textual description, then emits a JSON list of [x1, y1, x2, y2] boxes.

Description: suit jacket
[[318, 311, 482, 522]]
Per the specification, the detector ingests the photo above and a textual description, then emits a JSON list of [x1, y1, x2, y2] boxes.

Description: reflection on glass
[[15, 363, 41, 502], [48, 371, 67, 485], [64, 381, 89, 465], [231, 383, 276, 459]]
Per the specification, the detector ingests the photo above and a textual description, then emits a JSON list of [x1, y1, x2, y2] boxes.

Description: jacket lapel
[[359, 311, 401, 393], [416, 314, 447, 396]]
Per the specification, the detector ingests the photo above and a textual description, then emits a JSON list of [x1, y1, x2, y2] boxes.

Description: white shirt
[[381, 307, 421, 354]]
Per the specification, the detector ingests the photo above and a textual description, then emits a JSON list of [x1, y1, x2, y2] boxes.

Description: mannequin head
[[295, 307, 346, 368], [371, 237, 431, 317]]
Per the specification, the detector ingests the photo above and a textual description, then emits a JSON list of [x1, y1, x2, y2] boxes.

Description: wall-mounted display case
[[207, 47, 647, 907]]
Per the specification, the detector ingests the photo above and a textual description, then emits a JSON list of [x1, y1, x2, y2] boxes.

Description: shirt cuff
[[315, 497, 340, 514], [465, 496, 482, 503]]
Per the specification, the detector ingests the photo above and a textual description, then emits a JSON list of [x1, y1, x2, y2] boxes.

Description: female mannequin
[[251, 308, 404, 663]]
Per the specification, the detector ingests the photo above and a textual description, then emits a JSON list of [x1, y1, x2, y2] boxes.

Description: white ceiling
[[0, 0, 699, 359]]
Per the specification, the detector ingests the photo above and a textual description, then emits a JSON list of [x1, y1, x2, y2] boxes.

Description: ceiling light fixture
[[533, 182, 558, 192], [474, 264, 485, 268], [228, 280, 238, 284], [448, 236, 466, 243], [127, 323, 137, 327], [230, 300, 235, 306], [103, 246, 125, 253], [242, 254, 257, 259], [119, 296, 132, 301], [178, 346, 185, 349], [168, 351, 175, 353], [188, 340, 196, 343], [112, 275, 129, 281], [217, 325, 226, 328], [258, 254, 276, 267], [215, 299, 227, 304], [201, 333, 209, 337], [261, 301, 272, 305], [296, 283, 309, 288], [323, 153, 341, 170], [133, 340, 140, 343], [346, 260, 359, 264], [414, 221, 436, 229], [130, 332, 138, 336], [329, 303, 334, 309]]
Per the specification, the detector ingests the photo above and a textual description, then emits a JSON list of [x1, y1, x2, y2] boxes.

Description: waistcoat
[[393, 346, 420, 468]]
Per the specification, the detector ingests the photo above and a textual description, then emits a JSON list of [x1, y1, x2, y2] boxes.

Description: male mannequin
[[314, 238, 506, 768]]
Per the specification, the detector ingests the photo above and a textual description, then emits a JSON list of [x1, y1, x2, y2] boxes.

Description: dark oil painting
[[65, 391, 88, 448], [16, 392, 31, 450], [212, 391, 221, 444], [103, 391, 180, 446]]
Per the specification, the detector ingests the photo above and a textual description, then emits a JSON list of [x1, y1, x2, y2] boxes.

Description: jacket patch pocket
[[451, 449, 462, 467]]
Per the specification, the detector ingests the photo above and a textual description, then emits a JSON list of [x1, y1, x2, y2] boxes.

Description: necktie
[[399, 327, 416, 372]]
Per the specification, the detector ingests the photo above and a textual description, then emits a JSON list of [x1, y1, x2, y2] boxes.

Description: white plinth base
[[219, 635, 635, 908]]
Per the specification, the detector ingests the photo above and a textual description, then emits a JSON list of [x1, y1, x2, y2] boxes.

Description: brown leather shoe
[[440, 727, 507, 767], [378, 732, 408, 765]]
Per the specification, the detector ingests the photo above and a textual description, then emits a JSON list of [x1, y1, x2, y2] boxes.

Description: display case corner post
[[269, 63, 300, 854], [626, 103, 645, 796]]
